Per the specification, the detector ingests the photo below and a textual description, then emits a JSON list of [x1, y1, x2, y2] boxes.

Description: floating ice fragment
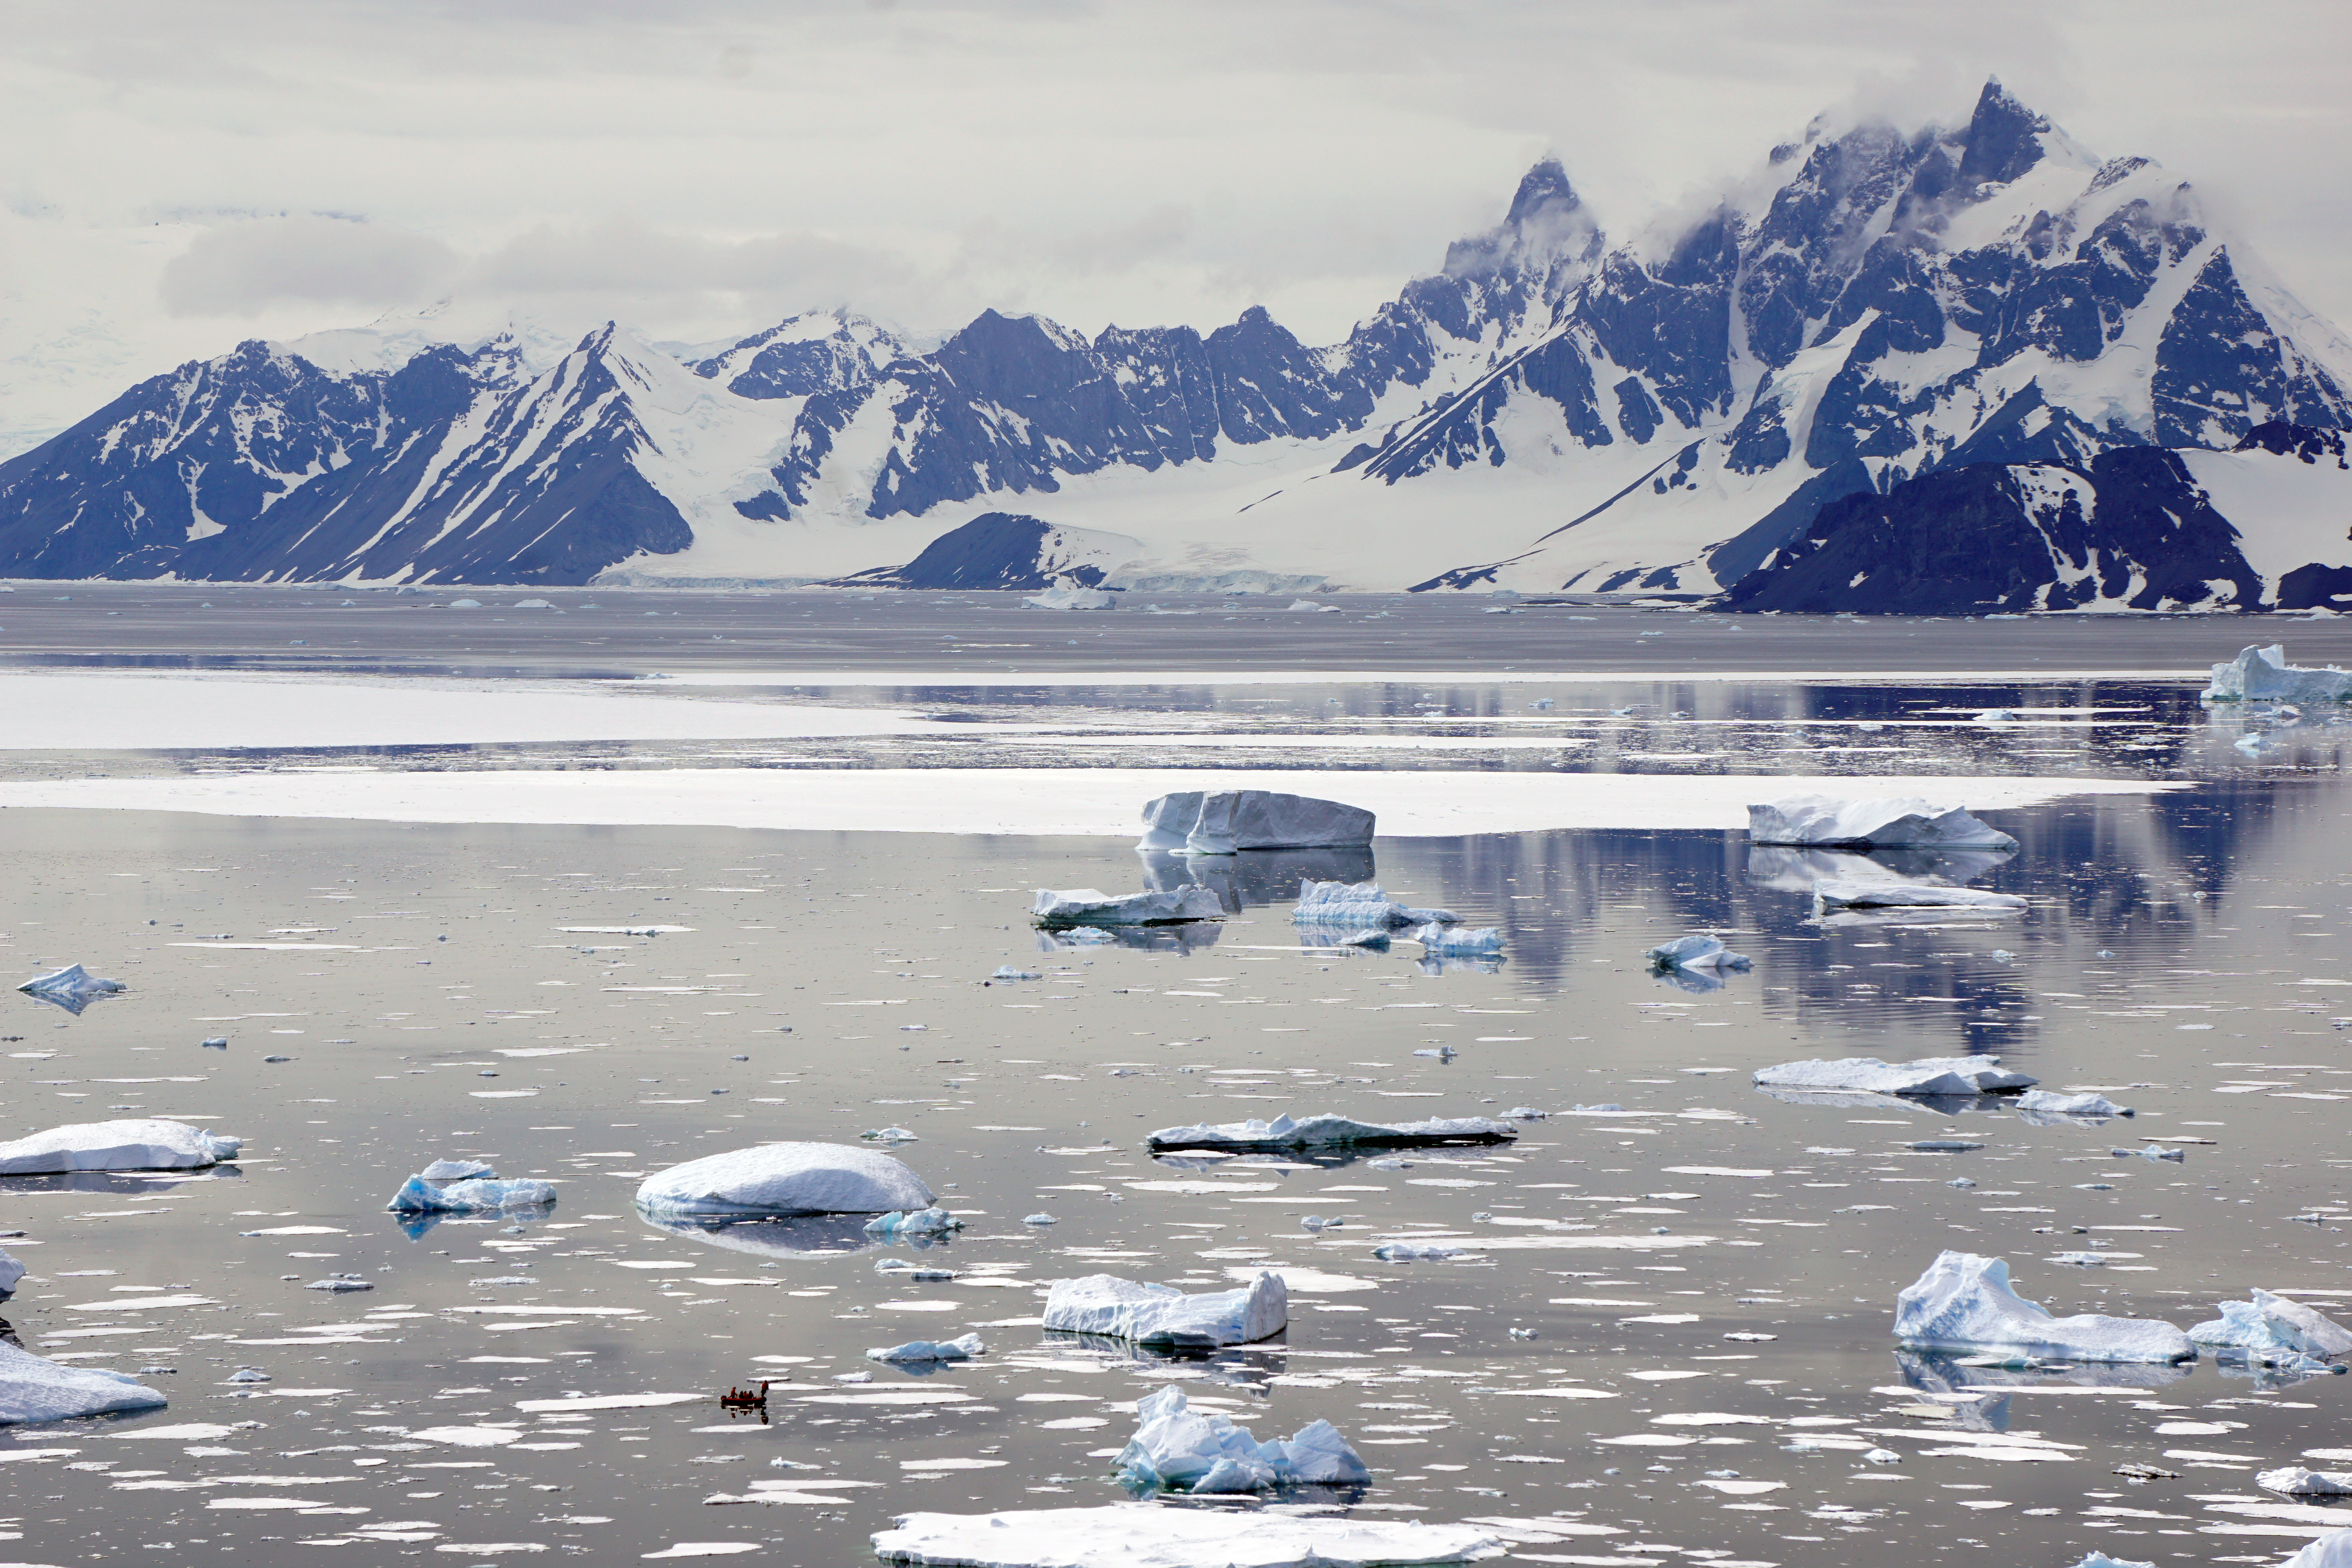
[[2204, 645, 2352, 703], [2261, 1467, 2352, 1496], [1145, 1112, 1514, 1152], [0, 1249, 20, 1294], [1291, 880, 1457, 929], [201, 1036, 229, 1049], [307, 1278, 373, 1293], [0, 1340, 169, 1424], [1754, 1056, 2034, 1098], [1032, 887, 1222, 927], [1300, 1216, 1339, 1231], [861, 1128, 919, 1144], [1748, 795, 2019, 851], [1136, 791, 1374, 855], [1813, 882, 2026, 913], [2190, 1289, 2352, 1363], [1023, 585, 1118, 610], [864, 1208, 962, 1238], [635, 1143, 933, 1218], [871, 1505, 1503, 1568], [1862, 1448, 1902, 1464], [1114, 1384, 1368, 1493], [1646, 935, 1751, 973], [990, 967, 1042, 982], [387, 1176, 557, 1214], [867, 1334, 983, 1365], [0, 1118, 241, 1174], [2016, 1090, 2132, 1118], [1041, 1271, 1285, 1348], [1372, 1244, 1468, 1263], [1894, 1250, 2194, 1363], [1022, 1214, 1057, 1227], [1410, 924, 1502, 956]]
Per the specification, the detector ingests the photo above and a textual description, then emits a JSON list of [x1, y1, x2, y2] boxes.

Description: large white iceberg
[[387, 1175, 558, 1213], [871, 1504, 1503, 1568], [1291, 879, 1456, 928], [0, 1118, 241, 1175], [1032, 887, 1223, 926], [1814, 881, 2026, 913], [1894, 1250, 2194, 1364], [2204, 644, 2352, 703], [1146, 1112, 1515, 1152], [1136, 791, 1375, 855], [1754, 1056, 2035, 1097], [1748, 795, 2019, 851], [1116, 1384, 1370, 1492], [635, 1143, 933, 1218], [2189, 1289, 2352, 1363], [1042, 1271, 1286, 1349], [0, 1339, 169, 1424], [14, 964, 127, 1015]]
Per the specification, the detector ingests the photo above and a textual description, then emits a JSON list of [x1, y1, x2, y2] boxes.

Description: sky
[[1, 0, 2346, 454]]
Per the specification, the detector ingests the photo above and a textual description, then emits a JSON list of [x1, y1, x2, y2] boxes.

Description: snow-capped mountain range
[[1, 80, 2347, 607]]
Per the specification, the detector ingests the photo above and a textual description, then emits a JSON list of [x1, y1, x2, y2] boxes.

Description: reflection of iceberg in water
[[1038, 1330, 1286, 1393], [638, 1211, 888, 1260], [1745, 845, 2016, 893], [1137, 846, 1377, 915], [1039, 923, 1221, 956], [1751, 1087, 2011, 1118], [0, 1167, 242, 1198], [1894, 1347, 2194, 1432]]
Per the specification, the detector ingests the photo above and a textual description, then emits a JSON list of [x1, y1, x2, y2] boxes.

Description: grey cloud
[[159, 215, 459, 316]]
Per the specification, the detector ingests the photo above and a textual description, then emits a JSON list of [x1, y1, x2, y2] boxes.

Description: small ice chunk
[[1145, 1112, 1515, 1152], [0, 1118, 242, 1175], [2189, 1289, 2352, 1363], [2204, 644, 2352, 703], [863, 1207, 962, 1238], [1647, 935, 1751, 973], [2016, 1090, 2132, 1118], [1042, 1271, 1286, 1349], [1137, 790, 1375, 855], [871, 1505, 1501, 1568], [307, 1278, 373, 1293], [1410, 923, 1503, 956], [1894, 1250, 2194, 1363], [990, 967, 1043, 982], [14, 964, 127, 1014], [1373, 1243, 1468, 1263], [1115, 1384, 1369, 1492], [0, 1340, 169, 1424], [387, 1176, 557, 1214], [2279, 1531, 2352, 1568], [866, 1334, 984, 1365], [1032, 887, 1223, 927], [1022, 1213, 1058, 1226], [635, 1143, 933, 1218], [1748, 794, 2019, 851], [1291, 879, 1456, 929], [861, 1127, 919, 1144], [1813, 882, 2027, 912], [1753, 1056, 2035, 1097], [419, 1158, 497, 1182], [2067, 1555, 2154, 1568]]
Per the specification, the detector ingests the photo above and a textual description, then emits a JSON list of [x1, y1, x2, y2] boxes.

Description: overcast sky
[[1, 0, 2345, 451]]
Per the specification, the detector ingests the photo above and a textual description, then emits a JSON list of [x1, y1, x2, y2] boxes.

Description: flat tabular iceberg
[[1749, 795, 2019, 851], [1754, 1056, 2035, 1097], [635, 1143, 933, 1218], [1024, 585, 1118, 610], [2190, 1289, 2352, 1363], [387, 1175, 558, 1213], [1031, 887, 1223, 926], [1116, 1384, 1369, 1492], [1292, 879, 1456, 928], [1136, 790, 1375, 855], [0, 1340, 169, 1424], [1145, 1112, 1516, 1151], [1813, 881, 2026, 913], [871, 1504, 1503, 1568], [0, 1118, 241, 1175], [1042, 1271, 1286, 1349], [1895, 1250, 2194, 1363], [2261, 1467, 2352, 1496], [1411, 923, 1503, 955], [2204, 644, 2352, 703]]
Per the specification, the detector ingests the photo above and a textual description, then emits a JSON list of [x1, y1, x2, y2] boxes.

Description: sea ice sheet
[[1894, 1250, 2194, 1364], [1145, 1112, 1516, 1151], [1647, 935, 1751, 972], [0, 1118, 242, 1175], [14, 962, 126, 1014], [386, 1175, 558, 1213], [1042, 1271, 1286, 1349], [634, 1143, 933, 1218], [1748, 794, 2020, 851], [870, 1504, 1502, 1568]]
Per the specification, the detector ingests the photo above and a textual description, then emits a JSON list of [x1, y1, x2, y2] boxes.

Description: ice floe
[[1748, 795, 2020, 851], [2261, 1467, 2352, 1496], [1145, 1113, 1516, 1152], [1114, 1384, 1368, 1492], [1894, 1250, 2194, 1364], [2204, 644, 2352, 703], [867, 1334, 984, 1365], [871, 1504, 1503, 1568], [1042, 1271, 1286, 1349], [634, 1143, 933, 1218], [0, 1118, 242, 1175], [2189, 1289, 2352, 1364], [1031, 887, 1223, 927], [0, 1340, 169, 1424], [2280, 1532, 2352, 1568], [1136, 790, 1374, 855], [1753, 1056, 2035, 1097], [1291, 879, 1457, 929], [2016, 1090, 2132, 1118], [1812, 881, 2027, 913]]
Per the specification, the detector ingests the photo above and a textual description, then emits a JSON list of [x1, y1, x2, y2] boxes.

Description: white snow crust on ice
[[867, 1334, 984, 1365], [1893, 1250, 2195, 1364], [1041, 1271, 1287, 1349], [2203, 645, 2352, 703], [1292, 879, 1457, 929], [0, 1248, 23, 1293], [386, 1175, 558, 1213], [2189, 1289, 2352, 1362], [2261, 1468, 2352, 1497], [0, 769, 2175, 838], [0, 1118, 241, 1175], [1748, 794, 2020, 851], [1114, 1383, 1370, 1492], [634, 1143, 933, 1218], [869, 1503, 1503, 1568], [1812, 881, 2027, 912], [0, 1339, 169, 1424], [419, 1158, 497, 1182], [2016, 1089, 2133, 1118], [1753, 1056, 2035, 1098], [1144, 1112, 1516, 1152], [1031, 887, 1222, 926], [1646, 935, 1751, 972], [1135, 789, 1375, 855]]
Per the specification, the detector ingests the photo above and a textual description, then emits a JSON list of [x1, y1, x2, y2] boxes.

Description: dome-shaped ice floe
[[633, 1142, 933, 1218]]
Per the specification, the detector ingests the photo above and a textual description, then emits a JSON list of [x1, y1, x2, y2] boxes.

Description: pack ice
[[1291, 879, 1457, 928], [864, 1207, 963, 1237], [634, 1143, 933, 1218], [1042, 1271, 1287, 1349], [1748, 795, 2019, 851], [1145, 1112, 1517, 1152], [1136, 790, 1375, 855], [1813, 881, 2026, 912], [1115, 1384, 1370, 1492], [2189, 1289, 2352, 1363], [870, 1504, 1503, 1568], [1895, 1251, 2195, 1363], [2204, 644, 2352, 703], [0, 1118, 242, 1175], [14, 963, 126, 1014], [0, 1339, 169, 1424], [1753, 1056, 2035, 1097], [1031, 887, 1223, 926]]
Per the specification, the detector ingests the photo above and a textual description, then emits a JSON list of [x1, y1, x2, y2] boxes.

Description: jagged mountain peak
[[1444, 156, 1603, 283]]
